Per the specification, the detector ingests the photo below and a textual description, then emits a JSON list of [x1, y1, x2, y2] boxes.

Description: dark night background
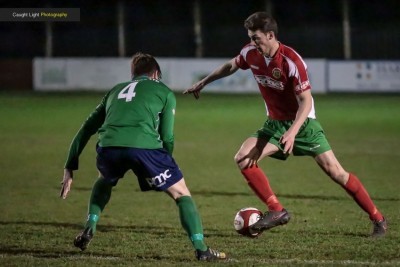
[[1, 0, 399, 59]]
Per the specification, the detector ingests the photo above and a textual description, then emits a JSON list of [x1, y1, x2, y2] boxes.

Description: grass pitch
[[0, 92, 399, 266]]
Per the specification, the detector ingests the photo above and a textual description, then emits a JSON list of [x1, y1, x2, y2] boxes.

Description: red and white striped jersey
[[235, 43, 316, 120]]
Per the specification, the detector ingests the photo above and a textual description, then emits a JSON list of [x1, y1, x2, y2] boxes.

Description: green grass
[[0, 92, 399, 266]]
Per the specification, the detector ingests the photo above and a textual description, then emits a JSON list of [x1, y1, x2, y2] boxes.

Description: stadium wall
[[0, 59, 32, 90], [33, 58, 400, 93]]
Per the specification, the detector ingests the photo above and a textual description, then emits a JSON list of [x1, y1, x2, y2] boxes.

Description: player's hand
[[183, 80, 205, 99], [279, 130, 296, 155], [60, 169, 73, 199]]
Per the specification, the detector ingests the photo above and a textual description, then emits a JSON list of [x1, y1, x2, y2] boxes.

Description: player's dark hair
[[244, 12, 278, 37], [131, 52, 162, 79]]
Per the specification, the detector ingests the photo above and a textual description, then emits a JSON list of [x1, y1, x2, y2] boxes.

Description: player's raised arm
[[183, 57, 239, 99]]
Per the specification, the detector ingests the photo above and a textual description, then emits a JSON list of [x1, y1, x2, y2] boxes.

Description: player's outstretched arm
[[60, 169, 73, 199], [183, 58, 239, 99], [183, 80, 205, 99]]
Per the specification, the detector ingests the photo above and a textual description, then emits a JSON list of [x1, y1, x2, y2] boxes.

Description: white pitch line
[[0, 254, 122, 261], [238, 258, 400, 266], [2, 254, 400, 266]]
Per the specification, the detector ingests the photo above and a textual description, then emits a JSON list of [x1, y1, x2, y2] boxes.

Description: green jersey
[[65, 76, 176, 170]]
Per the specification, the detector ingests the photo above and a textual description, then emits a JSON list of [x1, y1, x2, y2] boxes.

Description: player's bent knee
[[234, 158, 248, 170], [165, 178, 191, 200], [167, 190, 191, 200], [233, 152, 240, 163], [234, 152, 248, 167]]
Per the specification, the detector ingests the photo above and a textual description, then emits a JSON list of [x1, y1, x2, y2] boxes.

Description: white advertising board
[[33, 57, 327, 93], [157, 58, 257, 93], [328, 61, 400, 92], [33, 58, 130, 91]]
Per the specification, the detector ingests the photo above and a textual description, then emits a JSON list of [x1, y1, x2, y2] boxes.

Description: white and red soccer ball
[[234, 207, 263, 238]]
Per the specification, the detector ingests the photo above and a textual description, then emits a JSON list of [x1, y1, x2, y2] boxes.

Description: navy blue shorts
[[96, 146, 183, 191]]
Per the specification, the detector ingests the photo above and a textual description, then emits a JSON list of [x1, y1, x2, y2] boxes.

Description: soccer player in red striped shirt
[[184, 12, 387, 237]]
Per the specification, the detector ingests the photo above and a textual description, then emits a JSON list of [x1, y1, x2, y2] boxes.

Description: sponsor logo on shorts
[[309, 144, 321, 151], [146, 169, 172, 188]]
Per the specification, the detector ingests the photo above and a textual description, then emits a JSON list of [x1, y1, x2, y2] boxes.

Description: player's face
[[248, 30, 273, 56]]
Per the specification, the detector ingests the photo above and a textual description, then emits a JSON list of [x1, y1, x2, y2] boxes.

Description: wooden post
[[193, 0, 203, 58], [45, 21, 52, 57], [117, 0, 126, 57], [342, 0, 351, 59]]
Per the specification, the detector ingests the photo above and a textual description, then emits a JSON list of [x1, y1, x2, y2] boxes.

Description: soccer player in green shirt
[[59, 52, 226, 261]]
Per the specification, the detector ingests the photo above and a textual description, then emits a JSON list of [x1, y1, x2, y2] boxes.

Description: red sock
[[241, 165, 283, 211], [344, 173, 383, 221]]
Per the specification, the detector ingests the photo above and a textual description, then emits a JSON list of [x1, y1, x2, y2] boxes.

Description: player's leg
[[234, 137, 290, 232], [314, 150, 387, 237], [165, 179, 226, 261], [74, 172, 114, 251], [134, 148, 226, 261], [84, 172, 114, 234], [165, 180, 204, 250], [74, 147, 127, 251], [235, 137, 283, 211]]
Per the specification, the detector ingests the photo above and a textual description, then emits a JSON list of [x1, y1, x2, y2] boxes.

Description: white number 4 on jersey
[[118, 82, 138, 102]]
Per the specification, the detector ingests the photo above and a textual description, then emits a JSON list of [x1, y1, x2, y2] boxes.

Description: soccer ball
[[234, 207, 263, 238]]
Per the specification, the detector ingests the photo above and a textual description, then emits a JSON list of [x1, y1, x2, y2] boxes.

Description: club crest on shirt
[[272, 68, 282, 79]]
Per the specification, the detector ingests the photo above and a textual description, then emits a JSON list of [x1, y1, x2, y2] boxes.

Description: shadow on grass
[[0, 246, 192, 262], [0, 247, 191, 262], [190, 190, 399, 202], [292, 228, 368, 238], [53, 187, 399, 201], [0, 220, 233, 237], [0, 221, 82, 229], [0, 247, 120, 259], [0, 222, 228, 261], [70, 186, 92, 191], [0, 220, 368, 240]]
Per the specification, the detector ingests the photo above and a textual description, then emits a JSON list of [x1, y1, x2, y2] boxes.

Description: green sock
[[84, 178, 113, 234], [176, 196, 207, 251]]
